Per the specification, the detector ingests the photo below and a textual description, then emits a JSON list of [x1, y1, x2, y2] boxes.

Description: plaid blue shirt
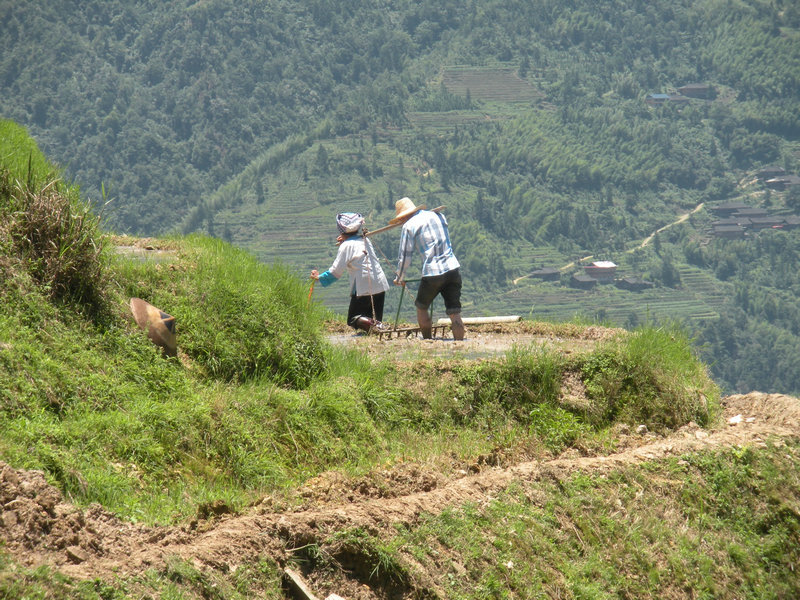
[[396, 210, 460, 280]]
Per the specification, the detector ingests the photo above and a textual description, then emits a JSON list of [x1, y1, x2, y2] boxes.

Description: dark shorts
[[415, 269, 462, 315]]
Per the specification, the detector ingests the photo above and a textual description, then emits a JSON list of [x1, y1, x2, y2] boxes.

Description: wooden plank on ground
[[284, 568, 321, 600], [436, 315, 521, 325]]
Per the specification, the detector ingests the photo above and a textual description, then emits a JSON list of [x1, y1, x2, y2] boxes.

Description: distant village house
[[645, 93, 670, 106], [755, 166, 786, 181], [712, 216, 751, 228], [748, 216, 785, 231], [765, 175, 800, 191], [570, 274, 597, 289], [709, 201, 750, 217], [530, 267, 561, 281], [615, 276, 654, 291], [733, 207, 768, 218], [677, 83, 714, 99], [709, 201, 800, 238], [712, 224, 746, 239], [783, 216, 800, 229], [583, 261, 617, 282]]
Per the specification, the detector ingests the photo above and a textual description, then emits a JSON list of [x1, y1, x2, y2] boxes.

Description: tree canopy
[[3, 0, 800, 394]]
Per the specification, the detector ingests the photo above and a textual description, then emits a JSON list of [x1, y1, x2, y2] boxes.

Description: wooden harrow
[[375, 323, 449, 340]]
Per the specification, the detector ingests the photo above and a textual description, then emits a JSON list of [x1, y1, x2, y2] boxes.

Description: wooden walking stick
[[393, 281, 406, 332], [392, 278, 422, 332], [307, 278, 316, 308]]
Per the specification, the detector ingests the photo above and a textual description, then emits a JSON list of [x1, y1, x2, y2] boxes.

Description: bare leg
[[417, 307, 433, 339], [449, 312, 465, 341]]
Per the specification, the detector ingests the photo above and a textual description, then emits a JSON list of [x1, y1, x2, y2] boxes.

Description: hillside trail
[[2, 384, 799, 595]]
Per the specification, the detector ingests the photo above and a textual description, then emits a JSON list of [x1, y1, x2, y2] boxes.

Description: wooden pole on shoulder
[[364, 205, 446, 238]]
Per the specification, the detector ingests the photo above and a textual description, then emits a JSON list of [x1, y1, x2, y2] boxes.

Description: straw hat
[[389, 197, 426, 225], [130, 298, 177, 357]]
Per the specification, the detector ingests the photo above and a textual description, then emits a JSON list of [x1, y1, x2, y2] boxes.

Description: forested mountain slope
[[3, 0, 800, 394], [3, 0, 463, 231]]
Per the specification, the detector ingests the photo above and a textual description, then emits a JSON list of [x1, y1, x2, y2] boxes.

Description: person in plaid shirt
[[391, 197, 464, 340]]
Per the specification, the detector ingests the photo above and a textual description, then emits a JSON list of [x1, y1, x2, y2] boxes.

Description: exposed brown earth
[[327, 320, 623, 361], [2, 390, 798, 598]]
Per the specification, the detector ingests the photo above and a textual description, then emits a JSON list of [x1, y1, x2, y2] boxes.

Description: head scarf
[[336, 212, 364, 234]]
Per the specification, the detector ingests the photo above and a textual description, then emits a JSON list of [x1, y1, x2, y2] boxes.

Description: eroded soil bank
[[2, 390, 798, 599]]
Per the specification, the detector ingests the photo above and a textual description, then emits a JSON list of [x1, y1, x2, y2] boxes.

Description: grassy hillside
[[3, 121, 800, 600], [0, 124, 717, 511]]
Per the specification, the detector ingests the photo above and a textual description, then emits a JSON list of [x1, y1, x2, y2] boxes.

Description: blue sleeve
[[317, 270, 337, 287]]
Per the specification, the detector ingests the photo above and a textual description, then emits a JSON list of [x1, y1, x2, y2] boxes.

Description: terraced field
[[503, 246, 570, 283], [677, 265, 731, 318], [407, 111, 497, 131], [441, 66, 545, 103], [485, 273, 729, 328]]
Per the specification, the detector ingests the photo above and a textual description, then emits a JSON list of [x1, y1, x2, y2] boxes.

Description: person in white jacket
[[310, 212, 390, 329]]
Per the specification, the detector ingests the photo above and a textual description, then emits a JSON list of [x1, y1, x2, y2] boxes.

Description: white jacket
[[327, 236, 390, 297]]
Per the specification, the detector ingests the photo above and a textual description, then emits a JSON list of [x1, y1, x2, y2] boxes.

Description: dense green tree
[[4, 0, 800, 395]]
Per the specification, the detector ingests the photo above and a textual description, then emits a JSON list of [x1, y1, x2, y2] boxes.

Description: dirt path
[[632, 202, 705, 251], [327, 321, 623, 359], [2, 391, 798, 591]]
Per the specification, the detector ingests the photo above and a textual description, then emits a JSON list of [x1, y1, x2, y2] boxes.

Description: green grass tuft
[[112, 235, 328, 387], [1, 120, 107, 315], [578, 321, 719, 430]]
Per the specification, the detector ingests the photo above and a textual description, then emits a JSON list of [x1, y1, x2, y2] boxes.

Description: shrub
[[463, 345, 565, 420], [1, 121, 106, 313], [1, 171, 104, 306], [579, 322, 719, 430]]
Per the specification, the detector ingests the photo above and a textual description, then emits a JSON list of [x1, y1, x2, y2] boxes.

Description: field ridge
[[3, 389, 797, 598]]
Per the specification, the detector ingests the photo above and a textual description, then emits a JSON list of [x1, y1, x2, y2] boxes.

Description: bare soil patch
[[328, 321, 624, 361], [2, 390, 799, 598]]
